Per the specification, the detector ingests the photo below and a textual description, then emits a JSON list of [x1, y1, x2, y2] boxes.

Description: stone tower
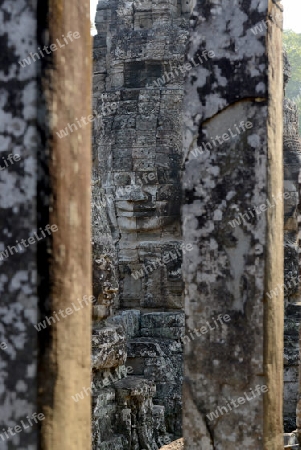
[[91, 1, 190, 448], [283, 50, 301, 432]]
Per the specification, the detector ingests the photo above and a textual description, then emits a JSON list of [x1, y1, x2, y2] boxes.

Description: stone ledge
[[159, 438, 184, 450]]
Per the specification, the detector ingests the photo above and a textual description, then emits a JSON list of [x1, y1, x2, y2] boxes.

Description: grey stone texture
[[182, 0, 283, 448], [92, 325, 127, 369], [0, 2, 39, 448], [92, 310, 185, 448]]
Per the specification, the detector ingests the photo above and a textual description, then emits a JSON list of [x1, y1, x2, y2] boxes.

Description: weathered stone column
[[0, 1, 92, 449], [182, 1, 283, 448], [0, 2, 41, 448], [38, 1, 92, 449]]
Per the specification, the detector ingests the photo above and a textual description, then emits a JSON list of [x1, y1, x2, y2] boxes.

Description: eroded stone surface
[[0, 2, 40, 448], [92, 326, 127, 369], [182, 1, 283, 448]]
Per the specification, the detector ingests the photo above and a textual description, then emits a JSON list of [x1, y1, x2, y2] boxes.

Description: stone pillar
[[0, 1, 92, 449], [0, 2, 41, 448], [182, 1, 283, 448]]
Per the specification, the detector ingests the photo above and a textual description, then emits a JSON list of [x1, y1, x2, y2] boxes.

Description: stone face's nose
[[129, 185, 150, 202]]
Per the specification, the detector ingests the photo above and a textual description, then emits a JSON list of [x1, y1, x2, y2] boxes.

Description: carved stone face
[[100, 95, 183, 237], [96, 91, 184, 310], [110, 162, 182, 235], [92, 0, 189, 310]]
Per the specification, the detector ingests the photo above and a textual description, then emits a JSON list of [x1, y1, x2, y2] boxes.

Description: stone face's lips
[[133, 206, 157, 212]]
